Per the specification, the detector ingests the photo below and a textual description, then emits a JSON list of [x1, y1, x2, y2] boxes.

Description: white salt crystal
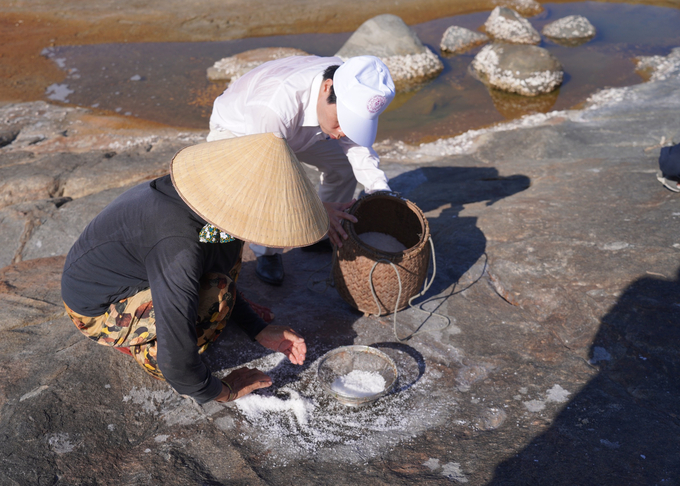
[[235, 390, 314, 425], [331, 370, 386, 398], [358, 232, 407, 252]]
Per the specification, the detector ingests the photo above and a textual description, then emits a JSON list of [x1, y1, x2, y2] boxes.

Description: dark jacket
[[62, 175, 266, 403]]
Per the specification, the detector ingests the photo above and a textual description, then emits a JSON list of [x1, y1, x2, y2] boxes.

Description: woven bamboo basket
[[333, 192, 430, 315]]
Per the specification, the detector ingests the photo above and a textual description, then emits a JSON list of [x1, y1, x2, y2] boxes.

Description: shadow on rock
[[371, 341, 426, 393], [490, 269, 680, 485], [389, 165, 530, 297], [202, 165, 531, 395], [202, 252, 362, 391]]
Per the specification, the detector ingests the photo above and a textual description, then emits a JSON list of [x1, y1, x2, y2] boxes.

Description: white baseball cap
[[333, 56, 395, 148]]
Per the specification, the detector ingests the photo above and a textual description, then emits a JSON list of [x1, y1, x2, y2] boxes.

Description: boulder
[[335, 14, 443, 92], [484, 7, 541, 45], [207, 47, 311, 85], [542, 15, 596, 47], [471, 43, 563, 96], [440, 26, 489, 55], [635, 47, 680, 82], [492, 0, 543, 17]]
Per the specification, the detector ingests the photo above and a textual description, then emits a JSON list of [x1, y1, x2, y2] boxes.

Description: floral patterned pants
[[64, 261, 241, 380]]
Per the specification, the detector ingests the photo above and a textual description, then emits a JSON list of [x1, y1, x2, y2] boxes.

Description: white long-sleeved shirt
[[209, 55, 390, 193]]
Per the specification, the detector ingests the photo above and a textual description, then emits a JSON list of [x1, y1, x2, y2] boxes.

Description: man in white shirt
[[208, 55, 395, 285]]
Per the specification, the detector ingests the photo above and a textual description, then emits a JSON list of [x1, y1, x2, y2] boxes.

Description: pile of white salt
[[235, 390, 314, 425], [358, 232, 407, 253], [331, 370, 386, 398]]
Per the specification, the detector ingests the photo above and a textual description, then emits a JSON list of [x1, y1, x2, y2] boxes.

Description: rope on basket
[[368, 236, 450, 342]]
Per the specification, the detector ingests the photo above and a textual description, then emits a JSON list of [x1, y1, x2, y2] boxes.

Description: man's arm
[[338, 140, 391, 193]]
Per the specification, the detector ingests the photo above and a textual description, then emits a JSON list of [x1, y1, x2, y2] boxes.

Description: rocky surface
[[440, 26, 490, 55], [472, 43, 564, 96], [635, 46, 680, 81], [207, 47, 311, 84], [335, 14, 444, 92], [2, 44, 680, 484], [542, 15, 596, 47], [0, 101, 205, 268], [483, 6, 541, 45]]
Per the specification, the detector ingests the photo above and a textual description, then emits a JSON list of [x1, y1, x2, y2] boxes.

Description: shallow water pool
[[43, 2, 680, 144]]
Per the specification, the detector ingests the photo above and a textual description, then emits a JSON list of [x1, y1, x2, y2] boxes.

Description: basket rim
[[343, 192, 430, 260]]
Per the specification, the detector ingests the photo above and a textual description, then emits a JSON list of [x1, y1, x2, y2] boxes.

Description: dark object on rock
[[657, 143, 680, 192], [256, 254, 285, 286], [659, 143, 680, 179]]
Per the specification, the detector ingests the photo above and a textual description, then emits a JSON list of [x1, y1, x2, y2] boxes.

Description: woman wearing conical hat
[[61, 134, 325, 404], [208, 55, 396, 286]]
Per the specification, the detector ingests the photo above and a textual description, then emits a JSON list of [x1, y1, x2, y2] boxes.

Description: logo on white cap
[[367, 95, 388, 114]]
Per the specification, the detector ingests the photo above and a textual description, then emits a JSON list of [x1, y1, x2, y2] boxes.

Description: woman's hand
[[215, 367, 272, 402], [255, 325, 307, 365], [323, 200, 358, 248]]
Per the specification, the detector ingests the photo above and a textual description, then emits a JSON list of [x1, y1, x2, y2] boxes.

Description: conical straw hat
[[171, 133, 329, 248]]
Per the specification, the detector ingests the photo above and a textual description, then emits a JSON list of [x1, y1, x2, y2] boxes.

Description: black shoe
[[301, 238, 333, 253], [256, 254, 285, 286]]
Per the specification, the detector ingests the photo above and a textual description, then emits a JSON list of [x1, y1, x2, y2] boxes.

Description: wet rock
[[207, 47, 311, 85], [440, 26, 489, 55], [335, 14, 443, 92], [483, 7, 541, 45], [0, 102, 204, 209], [542, 15, 596, 47], [635, 47, 680, 82], [0, 101, 204, 156], [471, 43, 563, 96], [492, 0, 543, 17], [488, 87, 559, 119]]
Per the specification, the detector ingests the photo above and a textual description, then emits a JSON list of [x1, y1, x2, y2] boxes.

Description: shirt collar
[[302, 72, 324, 127]]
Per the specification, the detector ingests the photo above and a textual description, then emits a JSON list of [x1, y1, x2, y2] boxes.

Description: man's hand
[[255, 325, 307, 365], [215, 367, 272, 402], [323, 200, 358, 247]]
